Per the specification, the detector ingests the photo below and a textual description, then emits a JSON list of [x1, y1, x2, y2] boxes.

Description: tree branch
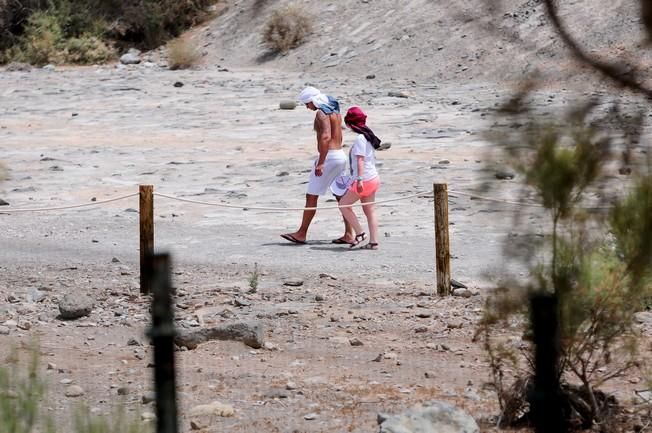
[[543, 0, 652, 99]]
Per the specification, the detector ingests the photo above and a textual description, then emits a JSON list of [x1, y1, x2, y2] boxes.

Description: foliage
[[262, 5, 311, 54], [248, 262, 260, 293], [479, 98, 652, 429], [0, 347, 148, 433], [1, 0, 218, 64], [166, 37, 200, 70]]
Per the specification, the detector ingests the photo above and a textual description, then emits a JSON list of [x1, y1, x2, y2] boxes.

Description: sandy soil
[[1, 3, 652, 430]]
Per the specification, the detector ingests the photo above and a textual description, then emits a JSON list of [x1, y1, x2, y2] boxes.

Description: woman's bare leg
[[361, 193, 379, 245], [339, 191, 364, 236]]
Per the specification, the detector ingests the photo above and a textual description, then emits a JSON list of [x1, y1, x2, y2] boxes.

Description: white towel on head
[[299, 86, 320, 104], [310, 93, 330, 108]]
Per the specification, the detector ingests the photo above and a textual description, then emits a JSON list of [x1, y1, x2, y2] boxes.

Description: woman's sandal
[[360, 242, 379, 250], [349, 232, 367, 248]]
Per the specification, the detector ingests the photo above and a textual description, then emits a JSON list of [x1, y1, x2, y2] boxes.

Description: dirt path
[[1, 66, 649, 432]]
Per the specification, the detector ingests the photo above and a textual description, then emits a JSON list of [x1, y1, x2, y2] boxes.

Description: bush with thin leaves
[[262, 6, 312, 54], [478, 98, 652, 429]]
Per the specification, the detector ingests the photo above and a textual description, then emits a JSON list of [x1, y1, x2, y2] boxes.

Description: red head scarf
[[344, 107, 381, 149]]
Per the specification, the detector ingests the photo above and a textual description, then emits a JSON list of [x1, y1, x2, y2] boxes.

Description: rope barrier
[[0, 187, 613, 214], [449, 190, 613, 210], [0, 193, 139, 213], [152, 191, 432, 211]]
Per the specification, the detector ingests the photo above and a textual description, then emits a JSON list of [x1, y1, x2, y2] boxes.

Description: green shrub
[[166, 37, 200, 70], [61, 35, 115, 64], [1, 0, 218, 64], [478, 99, 652, 427], [262, 5, 312, 54], [12, 10, 64, 65]]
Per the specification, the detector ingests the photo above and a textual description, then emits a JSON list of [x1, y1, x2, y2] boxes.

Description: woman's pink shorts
[[350, 176, 380, 198]]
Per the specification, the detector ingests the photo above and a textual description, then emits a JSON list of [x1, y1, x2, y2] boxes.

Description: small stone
[[366, 74, 376, 79], [304, 413, 318, 420], [117, 387, 129, 396], [495, 171, 515, 180], [388, 91, 409, 98], [447, 320, 464, 329], [0, 199, 9, 206], [120, 49, 141, 65], [634, 311, 652, 324], [425, 372, 437, 379], [452, 289, 473, 298], [17, 322, 31, 330], [438, 160, 451, 165], [283, 279, 304, 287], [189, 401, 235, 418], [416, 312, 432, 318], [286, 381, 297, 390], [315, 294, 326, 302], [0, 326, 10, 335], [47, 363, 56, 370], [142, 392, 156, 404], [127, 338, 141, 346], [111, 257, 121, 263], [59, 294, 94, 320], [349, 338, 364, 346], [263, 341, 279, 351], [276, 171, 290, 177], [141, 412, 156, 422], [279, 101, 297, 110], [64, 385, 85, 397], [414, 326, 428, 333], [173, 81, 184, 88]]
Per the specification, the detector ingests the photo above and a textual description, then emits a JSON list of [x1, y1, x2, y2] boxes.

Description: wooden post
[[146, 253, 179, 433], [434, 183, 451, 296], [140, 185, 154, 295]]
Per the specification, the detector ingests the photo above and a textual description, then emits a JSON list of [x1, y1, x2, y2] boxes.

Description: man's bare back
[[314, 111, 343, 150]]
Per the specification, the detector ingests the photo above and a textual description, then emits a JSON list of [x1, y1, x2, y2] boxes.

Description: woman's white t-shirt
[[350, 134, 378, 181]]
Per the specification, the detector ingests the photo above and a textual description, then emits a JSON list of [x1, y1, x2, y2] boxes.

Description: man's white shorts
[[306, 149, 347, 196]]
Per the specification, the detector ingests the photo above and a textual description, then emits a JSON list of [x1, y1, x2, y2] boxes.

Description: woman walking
[[338, 106, 382, 250]]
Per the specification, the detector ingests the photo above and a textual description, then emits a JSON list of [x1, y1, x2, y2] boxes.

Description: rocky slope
[[192, 0, 651, 85]]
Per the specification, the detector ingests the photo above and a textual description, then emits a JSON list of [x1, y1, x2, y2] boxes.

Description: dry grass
[[262, 5, 311, 54], [166, 38, 201, 70]]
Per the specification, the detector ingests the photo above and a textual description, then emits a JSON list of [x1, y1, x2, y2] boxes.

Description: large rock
[[58, 294, 94, 320], [120, 48, 141, 65], [378, 400, 479, 433], [175, 321, 265, 349]]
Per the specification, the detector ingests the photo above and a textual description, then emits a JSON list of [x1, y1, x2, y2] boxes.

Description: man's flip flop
[[331, 238, 352, 245], [281, 234, 306, 245]]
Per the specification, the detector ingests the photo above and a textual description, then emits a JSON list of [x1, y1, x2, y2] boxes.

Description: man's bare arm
[[315, 111, 331, 166]]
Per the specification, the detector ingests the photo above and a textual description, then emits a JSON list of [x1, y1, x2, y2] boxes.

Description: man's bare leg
[[335, 195, 355, 243], [281, 194, 319, 243]]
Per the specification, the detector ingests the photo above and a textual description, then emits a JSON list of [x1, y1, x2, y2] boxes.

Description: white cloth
[[330, 173, 352, 196], [299, 86, 330, 108], [307, 149, 347, 196], [350, 134, 378, 181], [299, 87, 320, 104]]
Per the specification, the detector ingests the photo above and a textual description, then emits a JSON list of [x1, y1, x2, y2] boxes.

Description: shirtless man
[[280, 86, 354, 244]]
